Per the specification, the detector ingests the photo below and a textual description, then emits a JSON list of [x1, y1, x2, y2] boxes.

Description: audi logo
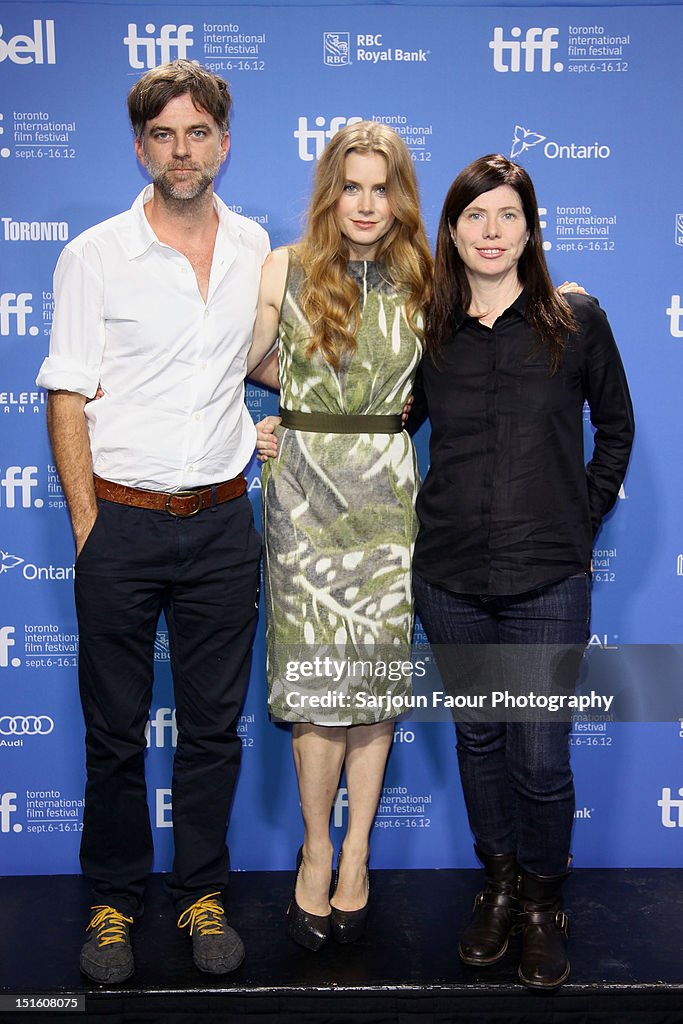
[[0, 715, 54, 736]]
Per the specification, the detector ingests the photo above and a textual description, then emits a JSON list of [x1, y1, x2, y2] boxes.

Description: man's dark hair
[[127, 60, 232, 139]]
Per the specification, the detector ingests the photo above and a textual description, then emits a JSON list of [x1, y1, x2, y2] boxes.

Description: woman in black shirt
[[412, 154, 633, 989]]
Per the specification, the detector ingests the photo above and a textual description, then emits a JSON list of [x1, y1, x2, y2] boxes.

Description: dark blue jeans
[[413, 572, 591, 875]]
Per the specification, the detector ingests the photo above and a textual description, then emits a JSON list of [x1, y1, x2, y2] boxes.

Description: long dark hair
[[426, 154, 575, 372]]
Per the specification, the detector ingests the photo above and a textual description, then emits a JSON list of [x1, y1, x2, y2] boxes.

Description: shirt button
[[187, 464, 194, 473], [203, 309, 210, 318], [193, 413, 201, 421], [201, 362, 207, 370]]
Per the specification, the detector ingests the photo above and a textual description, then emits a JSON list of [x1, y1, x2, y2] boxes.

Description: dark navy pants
[[75, 493, 261, 916], [413, 572, 591, 875]]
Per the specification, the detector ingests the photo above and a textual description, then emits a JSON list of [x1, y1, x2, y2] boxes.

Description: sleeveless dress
[[262, 255, 422, 724]]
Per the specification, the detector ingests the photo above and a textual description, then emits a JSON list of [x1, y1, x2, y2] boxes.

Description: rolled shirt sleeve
[[36, 244, 106, 397]]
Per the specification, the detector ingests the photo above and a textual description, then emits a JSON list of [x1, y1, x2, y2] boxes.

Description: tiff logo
[[490, 27, 562, 73], [658, 787, 683, 827], [0, 626, 20, 668], [124, 23, 193, 69], [0, 293, 38, 337], [0, 467, 42, 509], [0, 791, 21, 832], [146, 707, 177, 748], [333, 786, 349, 827], [666, 295, 683, 338], [294, 115, 363, 161]]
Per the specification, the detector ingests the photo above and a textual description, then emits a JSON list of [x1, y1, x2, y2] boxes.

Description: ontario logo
[[510, 124, 610, 161], [0, 550, 23, 574], [511, 125, 546, 158], [323, 32, 350, 66]]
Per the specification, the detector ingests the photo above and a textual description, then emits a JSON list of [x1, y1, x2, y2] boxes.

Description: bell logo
[[666, 295, 683, 338], [658, 787, 683, 827], [0, 20, 56, 65], [490, 27, 562, 73], [156, 789, 173, 828], [124, 23, 193, 69], [0, 791, 21, 832], [294, 115, 363, 161]]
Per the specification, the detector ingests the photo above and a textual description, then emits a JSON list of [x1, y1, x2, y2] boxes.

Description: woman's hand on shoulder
[[255, 415, 281, 463]]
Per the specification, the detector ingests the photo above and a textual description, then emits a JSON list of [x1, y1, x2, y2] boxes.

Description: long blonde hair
[[296, 121, 433, 368]]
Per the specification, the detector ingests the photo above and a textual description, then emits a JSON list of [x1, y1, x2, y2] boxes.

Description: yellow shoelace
[[87, 906, 134, 947], [177, 892, 225, 936]]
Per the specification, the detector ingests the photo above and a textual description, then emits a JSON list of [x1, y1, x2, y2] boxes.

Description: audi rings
[[0, 715, 54, 736]]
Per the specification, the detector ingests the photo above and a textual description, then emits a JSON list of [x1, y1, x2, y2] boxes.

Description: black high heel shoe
[[286, 846, 331, 951], [330, 850, 369, 944]]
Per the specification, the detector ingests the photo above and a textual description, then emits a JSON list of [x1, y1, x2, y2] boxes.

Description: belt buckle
[[166, 489, 203, 517]]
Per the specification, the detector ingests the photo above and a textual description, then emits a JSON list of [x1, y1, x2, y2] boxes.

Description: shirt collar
[[453, 288, 530, 331], [123, 184, 239, 260]]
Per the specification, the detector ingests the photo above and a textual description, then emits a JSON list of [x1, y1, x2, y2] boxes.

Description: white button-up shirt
[[37, 185, 270, 490]]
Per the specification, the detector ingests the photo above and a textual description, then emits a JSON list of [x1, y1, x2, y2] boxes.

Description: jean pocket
[[75, 504, 104, 566]]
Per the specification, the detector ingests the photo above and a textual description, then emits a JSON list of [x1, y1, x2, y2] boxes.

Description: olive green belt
[[278, 407, 403, 434]]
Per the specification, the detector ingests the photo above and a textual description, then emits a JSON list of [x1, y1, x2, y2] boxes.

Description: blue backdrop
[[1, 0, 681, 876]]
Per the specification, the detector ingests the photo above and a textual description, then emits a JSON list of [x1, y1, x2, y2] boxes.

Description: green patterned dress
[[262, 254, 422, 724]]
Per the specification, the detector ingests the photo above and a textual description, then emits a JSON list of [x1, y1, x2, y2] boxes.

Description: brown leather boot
[[517, 870, 571, 989], [458, 847, 520, 965]]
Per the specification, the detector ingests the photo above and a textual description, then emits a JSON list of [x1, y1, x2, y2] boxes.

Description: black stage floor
[[0, 869, 682, 1024]]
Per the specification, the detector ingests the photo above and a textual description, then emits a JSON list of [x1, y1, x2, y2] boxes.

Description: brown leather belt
[[94, 474, 247, 518]]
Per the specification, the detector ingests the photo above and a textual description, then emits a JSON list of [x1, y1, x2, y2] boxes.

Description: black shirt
[[411, 292, 634, 596]]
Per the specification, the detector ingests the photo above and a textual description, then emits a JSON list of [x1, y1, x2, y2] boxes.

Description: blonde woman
[[247, 121, 432, 950]]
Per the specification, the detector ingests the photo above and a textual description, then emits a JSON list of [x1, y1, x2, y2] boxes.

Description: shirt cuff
[[36, 355, 100, 397]]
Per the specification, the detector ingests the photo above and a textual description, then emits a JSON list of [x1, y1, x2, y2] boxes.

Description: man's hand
[[558, 281, 588, 296], [255, 415, 281, 463]]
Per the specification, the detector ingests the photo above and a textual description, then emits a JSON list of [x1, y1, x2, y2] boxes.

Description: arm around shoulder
[[246, 247, 289, 376]]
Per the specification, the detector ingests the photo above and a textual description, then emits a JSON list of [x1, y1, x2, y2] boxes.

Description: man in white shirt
[[36, 60, 269, 984]]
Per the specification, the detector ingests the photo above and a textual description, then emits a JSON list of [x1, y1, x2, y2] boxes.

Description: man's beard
[[143, 153, 222, 203]]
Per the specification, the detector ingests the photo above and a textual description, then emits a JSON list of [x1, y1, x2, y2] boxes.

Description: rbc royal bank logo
[[323, 32, 351, 66], [124, 23, 193, 69], [490, 27, 562, 72], [294, 115, 363, 161], [675, 215, 683, 247]]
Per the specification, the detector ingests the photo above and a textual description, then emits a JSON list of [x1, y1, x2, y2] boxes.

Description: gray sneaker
[[80, 905, 134, 984], [177, 892, 245, 974]]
